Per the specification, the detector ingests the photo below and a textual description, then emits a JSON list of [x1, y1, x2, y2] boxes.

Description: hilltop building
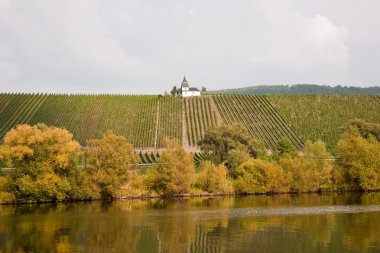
[[177, 77, 201, 97]]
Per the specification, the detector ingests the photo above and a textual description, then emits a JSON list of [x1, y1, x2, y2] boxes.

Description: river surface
[[1, 193, 380, 253]]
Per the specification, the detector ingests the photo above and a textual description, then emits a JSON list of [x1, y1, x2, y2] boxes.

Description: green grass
[[266, 94, 380, 152]]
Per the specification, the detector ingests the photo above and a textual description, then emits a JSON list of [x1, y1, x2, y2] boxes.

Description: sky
[[0, 0, 379, 94]]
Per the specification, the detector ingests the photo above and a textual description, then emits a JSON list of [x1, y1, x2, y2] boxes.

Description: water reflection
[[0, 193, 380, 253]]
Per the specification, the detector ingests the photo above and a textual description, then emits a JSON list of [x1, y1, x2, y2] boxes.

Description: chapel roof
[[181, 76, 189, 88]]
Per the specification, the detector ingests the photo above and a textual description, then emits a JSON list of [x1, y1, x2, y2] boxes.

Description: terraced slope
[[183, 97, 222, 146], [0, 93, 47, 139], [266, 94, 380, 152], [156, 97, 183, 147], [213, 94, 304, 150], [1, 93, 377, 152], [29, 94, 158, 147], [0, 94, 182, 148]]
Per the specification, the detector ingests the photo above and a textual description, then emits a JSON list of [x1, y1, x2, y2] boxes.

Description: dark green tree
[[199, 123, 265, 167], [274, 137, 297, 159], [170, 86, 177, 96]]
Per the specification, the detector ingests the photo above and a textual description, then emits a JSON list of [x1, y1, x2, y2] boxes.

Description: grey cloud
[[0, 0, 378, 94]]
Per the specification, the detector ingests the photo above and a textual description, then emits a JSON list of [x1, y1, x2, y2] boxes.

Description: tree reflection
[[0, 194, 379, 253]]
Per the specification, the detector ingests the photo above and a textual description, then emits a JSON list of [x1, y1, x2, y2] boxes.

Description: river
[[1, 193, 380, 253]]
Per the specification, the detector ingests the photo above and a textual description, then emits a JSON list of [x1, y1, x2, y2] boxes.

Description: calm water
[[1, 193, 380, 253]]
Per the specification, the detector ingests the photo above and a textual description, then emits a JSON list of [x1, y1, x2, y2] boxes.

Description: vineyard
[[29, 94, 158, 147], [0, 93, 182, 148], [212, 94, 304, 150], [266, 94, 380, 152], [183, 97, 222, 146], [0, 93, 48, 139], [156, 97, 183, 147], [1, 93, 378, 152], [137, 151, 213, 168]]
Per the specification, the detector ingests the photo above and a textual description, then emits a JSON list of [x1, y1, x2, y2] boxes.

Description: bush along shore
[[0, 120, 379, 204]]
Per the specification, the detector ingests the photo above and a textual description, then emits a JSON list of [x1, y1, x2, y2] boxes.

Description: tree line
[[0, 119, 379, 203], [211, 84, 380, 95]]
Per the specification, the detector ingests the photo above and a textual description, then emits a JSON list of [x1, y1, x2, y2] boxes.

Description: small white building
[[177, 77, 201, 97]]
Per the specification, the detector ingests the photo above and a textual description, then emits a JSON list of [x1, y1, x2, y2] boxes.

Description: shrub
[[234, 159, 285, 194], [224, 149, 251, 175], [200, 123, 265, 165], [148, 138, 195, 195], [196, 161, 232, 193], [118, 172, 149, 197], [85, 131, 138, 198], [280, 140, 333, 192], [0, 176, 15, 204], [274, 137, 297, 159], [337, 127, 380, 191], [0, 124, 90, 202], [0, 191, 15, 204]]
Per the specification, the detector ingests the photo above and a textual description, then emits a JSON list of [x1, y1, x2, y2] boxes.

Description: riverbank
[[3, 190, 380, 205]]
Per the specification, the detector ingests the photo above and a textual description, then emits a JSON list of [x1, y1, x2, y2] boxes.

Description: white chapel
[[177, 77, 201, 97]]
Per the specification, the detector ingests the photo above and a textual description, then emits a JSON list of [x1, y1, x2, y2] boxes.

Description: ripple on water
[[140, 205, 380, 220]]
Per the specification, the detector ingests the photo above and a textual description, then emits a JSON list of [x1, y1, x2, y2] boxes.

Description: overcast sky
[[0, 0, 379, 94]]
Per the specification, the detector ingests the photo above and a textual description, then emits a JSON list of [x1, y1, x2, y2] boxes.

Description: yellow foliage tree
[[280, 140, 333, 192], [1, 124, 80, 172], [85, 131, 138, 198], [234, 159, 286, 194], [197, 161, 232, 193], [337, 126, 380, 191], [0, 124, 91, 202], [148, 138, 195, 195]]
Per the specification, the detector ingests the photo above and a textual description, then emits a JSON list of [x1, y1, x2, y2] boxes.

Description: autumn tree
[[342, 119, 380, 141], [199, 123, 265, 167], [85, 131, 138, 198], [0, 176, 14, 203], [234, 159, 286, 194], [148, 138, 195, 195], [0, 124, 95, 202], [336, 126, 380, 191], [280, 140, 333, 192], [196, 161, 232, 193], [303, 140, 333, 191]]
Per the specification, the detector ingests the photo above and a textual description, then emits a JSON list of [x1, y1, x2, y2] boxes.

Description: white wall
[[182, 91, 201, 97]]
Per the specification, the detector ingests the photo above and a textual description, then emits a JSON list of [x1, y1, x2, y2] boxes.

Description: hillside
[[212, 94, 303, 149], [0, 93, 378, 152], [266, 94, 380, 152], [210, 84, 380, 95], [0, 94, 182, 147], [183, 97, 222, 147]]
